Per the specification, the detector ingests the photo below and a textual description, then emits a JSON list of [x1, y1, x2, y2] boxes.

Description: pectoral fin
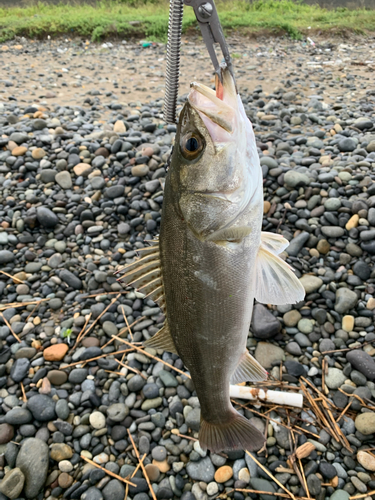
[[260, 231, 289, 255], [144, 321, 178, 355], [254, 244, 305, 305], [231, 350, 267, 384]]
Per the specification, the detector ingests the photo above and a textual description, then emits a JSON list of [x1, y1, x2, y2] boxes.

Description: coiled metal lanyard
[[163, 0, 235, 125]]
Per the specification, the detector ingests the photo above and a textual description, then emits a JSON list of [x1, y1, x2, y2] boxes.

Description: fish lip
[[188, 79, 236, 134]]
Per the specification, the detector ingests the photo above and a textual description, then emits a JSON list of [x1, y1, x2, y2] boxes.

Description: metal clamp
[[184, 0, 234, 82]]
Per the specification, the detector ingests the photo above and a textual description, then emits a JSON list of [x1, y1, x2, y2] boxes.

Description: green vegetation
[[0, 0, 374, 43]]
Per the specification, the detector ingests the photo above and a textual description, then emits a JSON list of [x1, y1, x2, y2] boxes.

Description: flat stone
[[58, 472, 73, 489], [55, 171, 72, 189], [10, 358, 30, 383], [284, 170, 310, 188], [5, 408, 32, 425], [283, 310, 301, 327], [186, 457, 215, 482], [0, 250, 15, 264], [342, 315, 354, 332], [113, 120, 126, 133], [321, 226, 344, 238], [0, 424, 14, 444], [131, 165, 149, 177], [335, 288, 358, 314], [107, 403, 129, 422], [144, 464, 160, 482], [43, 343, 68, 361], [299, 275, 323, 294], [16, 438, 49, 498], [102, 479, 125, 500], [50, 443, 73, 461], [255, 342, 285, 369], [60, 269, 82, 290], [250, 478, 276, 500], [347, 350, 375, 381], [329, 491, 350, 500], [47, 370, 68, 385], [0, 467, 25, 499], [73, 163, 92, 176]]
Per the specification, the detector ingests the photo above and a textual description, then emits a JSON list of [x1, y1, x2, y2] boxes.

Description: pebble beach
[[0, 34, 375, 500]]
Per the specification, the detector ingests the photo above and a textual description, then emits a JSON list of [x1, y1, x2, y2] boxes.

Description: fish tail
[[199, 410, 265, 453]]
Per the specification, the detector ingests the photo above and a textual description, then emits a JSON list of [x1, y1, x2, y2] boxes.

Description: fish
[[119, 65, 305, 453]]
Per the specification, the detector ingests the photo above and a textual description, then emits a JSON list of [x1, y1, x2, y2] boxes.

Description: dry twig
[[246, 450, 296, 500], [127, 430, 157, 500], [0, 312, 21, 342], [69, 313, 92, 353], [80, 455, 136, 486], [0, 270, 25, 283]]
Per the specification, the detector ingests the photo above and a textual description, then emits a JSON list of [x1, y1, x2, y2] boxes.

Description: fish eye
[[180, 132, 205, 160]]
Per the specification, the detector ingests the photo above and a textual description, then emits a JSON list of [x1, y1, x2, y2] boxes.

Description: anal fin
[[231, 351, 267, 384], [144, 321, 178, 355]]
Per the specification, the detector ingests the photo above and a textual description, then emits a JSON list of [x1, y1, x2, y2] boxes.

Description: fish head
[[169, 65, 262, 242]]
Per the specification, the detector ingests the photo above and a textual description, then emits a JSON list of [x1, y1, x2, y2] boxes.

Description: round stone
[[357, 451, 375, 471], [59, 460, 73, 473], [214, 465, 233, 483], [144, 464, 160, 482], [89, 412, 106, 430], [298, 319, 313, 334], [58, 472, 73, 488]]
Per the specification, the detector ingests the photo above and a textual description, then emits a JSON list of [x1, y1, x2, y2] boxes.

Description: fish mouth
[[188, 66, 238, 138]]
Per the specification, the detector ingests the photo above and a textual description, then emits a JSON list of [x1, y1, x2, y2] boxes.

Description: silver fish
[[120, 67, 305, 453]]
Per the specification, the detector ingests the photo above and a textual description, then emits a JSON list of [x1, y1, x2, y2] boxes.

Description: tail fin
[[199, 411, 265, 453]]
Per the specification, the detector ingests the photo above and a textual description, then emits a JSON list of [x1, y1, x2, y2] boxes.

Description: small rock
[[73, 163, 92, 176], [325, 368, 346, 389], [214, 465, 233, 483], [55, 171, 72, 189], [43, 343, 68, 361], [299, 275, 323, 294], [0, 467, 25, 499], [90, 411, 106, 429], [50, 443, 73, 461], [0, 424, 14, 444], [251, 304, 281, 339], [357, 451, 375, 471], [335, 288, 358, 314], [113, 120, 126, 133], [342, 315, 354, 332], [254, 342, 284, 368], [355, 413, 375, 435], [186, 457, 215, 482]]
